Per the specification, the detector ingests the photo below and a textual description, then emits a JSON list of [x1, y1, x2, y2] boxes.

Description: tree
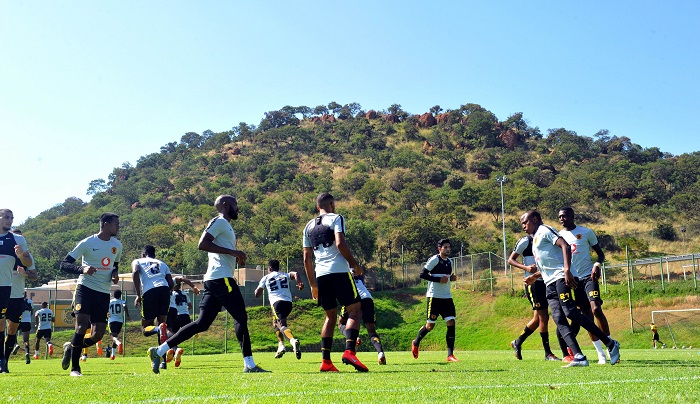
[[356, 179, 384, 206], [86, 179, 107, 195], [430, 105, 443, 115]]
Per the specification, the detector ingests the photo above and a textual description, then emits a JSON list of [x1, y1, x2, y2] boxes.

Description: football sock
[[281, 326, 295, 341], [345, 328, 359, 352], [243, 356, 256, 369], [156, 343, 171, 357], [71, 333, 85, 370], [446, 325, 456, 356], [275, 330, 284, 343], [0, 331, 4, 360], [415, 326, 430, 345], [4, 334, 17, 358], [83, 337, 96, 348], [321, 337, 333, 361], [555, 329, 569, 357], [540, 332, 553, 355], [369, 332, 384, 354], [516, 326, 535, 345]]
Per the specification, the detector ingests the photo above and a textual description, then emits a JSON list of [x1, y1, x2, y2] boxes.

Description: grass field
[[2, 348, 699, 403]]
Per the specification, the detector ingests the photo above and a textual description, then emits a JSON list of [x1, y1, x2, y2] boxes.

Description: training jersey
[[0, 232, 29, 287], [651, 324, 658, 333], [203, 216, 238, 281], [258, 271, 293, 305], [133, 257, 171, 293], [171, 290, 190, 315], [532, 224, 571, 285], [108, 298, 127, 323], [354, 275, 372, 300], [21, 298, 33, 323], [302, 213, 350, 277], [424, 254, 453, 299], [513, 236, 538, 279], [10, 259, 34, 298], [559, 225, 599, 278], [35, 308, 53, 330], [68, 234, 123, 294]]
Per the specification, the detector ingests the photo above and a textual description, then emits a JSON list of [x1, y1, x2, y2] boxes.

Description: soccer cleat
[[174, 348, 183, 367], [447, 355, 459, 362], [48, 343, 54, 356], [159, 323, 168, 345], [148, 347, 161, 374], [411, 340, 419, 359], [117, 342, 123, 355], [25, 353, 31, 364], [292, 339, 302, 360], [545, 353, 561, 361], [320, 359, 339, 372], [243, 365, 271, 373], [510, 340, 522, 360], [70, 370, 83, 377], [61, 342, 72, 370], [110, 353, 115, 360], [11, 344, 20, 355], [97, 341, 103, 355], [562, 347, 574, 364], [166, 349, 174, 363], [33, 354, 39, 360], [378, 352, 386, 365], [0, 360, 7, 373], [608, 340, 621, 365], [160, 361, 167, 370], [80, 354, 87, 362], [275, 347, 286, 359], [341, 350, 369, 372], [564, 356, 589, 367]]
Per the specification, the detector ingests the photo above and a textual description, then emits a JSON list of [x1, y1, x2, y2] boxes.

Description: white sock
[[156, 343, 171, 357], [243, 355, 256, 368], [592, 339, 605, 356]]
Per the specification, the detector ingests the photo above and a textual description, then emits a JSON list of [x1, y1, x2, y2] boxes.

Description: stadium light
[[496, 176, 508, 275]]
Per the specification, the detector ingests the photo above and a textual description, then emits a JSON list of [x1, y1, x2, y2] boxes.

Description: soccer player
[[303, 192, 368, 372], [508, 235, 560, 361], [60, 212, 122, 377], [165, 276, 199, 367], [0, 209, 33, 373], [520, 210, 620, 367], [17, 292, 34, 364], [650, 323, 665, 349], [338, 269, 387, 365], [107, 289, 131, 360], [148, 195, 268, 373], [558, 207, 613, 364], [254, 259, 304, 360], [133, 245, 173, 368], [411, 238, 459, 362], [33, 302, 55, 359]]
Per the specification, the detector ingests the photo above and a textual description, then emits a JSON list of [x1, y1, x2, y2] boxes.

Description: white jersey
[[68, 234, 123, 294], [302, 213, 350, 277], [513, 236, 537, 279], [0, 232, 29, 287], [203, 216, 238, 281], [424, 254, 453, 299], [532, 224, 568, 285], [108, 298, 127, 323], [258, 272, 293, 305], [21, 298, 33, 323], [354, 276, 372, 300], [559, 226, 599, 278], [171, 290, 190, 315], [133, 257, 171, 293], [10, 258, 34, 298], [35, 308, 53, 330]]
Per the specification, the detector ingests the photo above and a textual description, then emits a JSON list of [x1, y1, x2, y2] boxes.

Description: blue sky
[[1, 1, 698, 225]]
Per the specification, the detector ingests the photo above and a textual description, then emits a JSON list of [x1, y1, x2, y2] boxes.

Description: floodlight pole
[[496, 176, 508, 276]]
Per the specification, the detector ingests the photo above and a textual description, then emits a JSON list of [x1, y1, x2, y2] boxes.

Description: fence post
[[659, 257, 665, 292], [401, 245, 405, 288], [224, 312, 229, 354], [488, 253, 494, 296], [602, 262, 607, 293], [470, 255, 475, 291], [693, 254, 698, 291], [626, 251, 634, 332]]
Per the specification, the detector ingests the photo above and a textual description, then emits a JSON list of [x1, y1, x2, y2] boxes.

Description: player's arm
[[111, 262, 119, 284], [165, 273, 174, 290], [591, 243, 605, 280], [420, 258, 445, 283], [335, 231, 363, 276], [290, 271, 304, 290], [555, 237, 575, 287], [508, 252, 536, 273], [524, 271, 542, 285], [174, 276, 200, 294], [34, 312, 39, 329], [303, 247, 317, 299], [51, 312, 56, 323], [254, 286, 264, 298], [198, 230, 247, 266], [254, 276, 264, 298], [131, 260, 143, 306], [60, 254, 95, 275], [14, 239, 33, 268]]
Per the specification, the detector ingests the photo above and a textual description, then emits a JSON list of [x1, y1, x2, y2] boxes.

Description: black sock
[[556, 329, 568, 357], [344, 328, 359, 352], [321, 337, 333, 361], [446, 325, 456, 356], [83, 337, 96, 348], [415, 325, 430, 346], [516, 327, 535, 345], [369, 332, 384, 353], [4, 334, 17, 359], [70, 333, 85, 371], [540, 332, 553, 355]]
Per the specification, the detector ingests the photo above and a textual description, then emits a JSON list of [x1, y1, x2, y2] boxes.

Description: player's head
[[215, 195, 239, 220], [268, 259, 280, 272], [41, 301, 48, 308], [520, 210, 541, 235], [100, 212, 120, 236], [316, 192, 335, 212], [174, 281, 181, 290], [141, 245, 156, 258], [10, 228, 21, 235], [113, 289, 122, 299], [437, 238, 451, 256], [558, 207, 575, 228], [0, 209, 14, 232]]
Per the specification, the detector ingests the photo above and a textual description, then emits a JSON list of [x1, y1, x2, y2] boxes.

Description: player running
[[107, 289, 131, 359], [33, 302, 55, 359]]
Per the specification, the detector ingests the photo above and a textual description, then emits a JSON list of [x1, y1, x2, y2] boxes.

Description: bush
[[655, 222, 678, 241]]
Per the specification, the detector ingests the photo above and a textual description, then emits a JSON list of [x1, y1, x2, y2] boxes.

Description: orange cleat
[[341, 350, 369, 372], [174, 348, 183, 367], [447, 355, 459, 362], [159, 323, 168, 345], [320, 359, 339, 372], [411, 340, 419, 359], [117, 342, 123, 355], [48, 344, 54, 356]]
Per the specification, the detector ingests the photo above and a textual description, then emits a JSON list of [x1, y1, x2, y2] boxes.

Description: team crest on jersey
[[112, 247, 117, 254], [576, 234, 583, 240], [430, 314, 438, 320], [75, 304, 82, 311]]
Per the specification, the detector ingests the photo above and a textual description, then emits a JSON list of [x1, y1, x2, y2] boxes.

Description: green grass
[[2, 349, 699, 403]]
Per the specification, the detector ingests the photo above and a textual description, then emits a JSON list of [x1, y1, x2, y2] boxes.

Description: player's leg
[[362, 299, 384, 363], [0, 286, 11, 369], [413, 297, 436, 358], [546, 281, 583, 356], [442, 299, 458, 362]]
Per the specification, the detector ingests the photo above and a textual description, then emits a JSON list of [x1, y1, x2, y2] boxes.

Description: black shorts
[[525, 281, 548, 311], [73, 285, 110, 323], [271, 300, 292, 320], [545, 279, 578, 311], [316, 272, 360, 311], [653, 332, 660, 341], [426, 297, 456, 323], [199, 278, 246, 320], [340, 298, 376, 324], [141, 286, 170, 320], [166, 308, 191, 333], [108, 321, 123, 335], [5, 297, 25, 323], [19, 322, 31, 333], [0, 286, 11, 319], [167, 307, 178, 329], [578, 275, 603, 304], [36, 329, 52, 340]]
